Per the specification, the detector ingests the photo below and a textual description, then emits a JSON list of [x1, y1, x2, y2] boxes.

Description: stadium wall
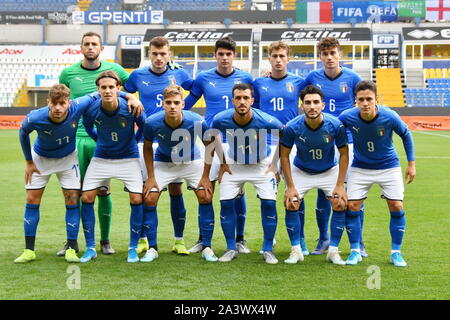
[[1, 22, 450, 44]]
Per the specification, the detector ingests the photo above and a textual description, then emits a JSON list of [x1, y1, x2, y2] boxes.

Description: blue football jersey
[[339, 106, 415, 170], [143, 110, 208, 163], [305, 67, 362, 143], [19, 93, 100, 161], [212, 108, 283, 164], [253, 73, 306, 125], [184, 68, 253, 126], [83, 97, 145, 159], [124, 67, 193, 118], [281, 114, 348, 174]]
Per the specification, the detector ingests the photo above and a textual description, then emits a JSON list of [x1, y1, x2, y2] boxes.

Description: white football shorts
[[26, 150, 80, 190], [347, 166, 404, 201], [219, 156, 277, 201], [82, 157, 143, 193], [153, 159, 204, 191], [290, 165, 339, 199]]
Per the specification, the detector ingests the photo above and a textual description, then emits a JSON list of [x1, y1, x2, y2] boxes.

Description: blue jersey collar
[[149, 67, 168, 77], [323, 67, 343, 81], [270, 74, 288, 81], [215, 69, 236, 78]]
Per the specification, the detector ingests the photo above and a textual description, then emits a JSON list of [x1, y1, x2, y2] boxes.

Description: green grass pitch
[[0, 129, 449, 300]]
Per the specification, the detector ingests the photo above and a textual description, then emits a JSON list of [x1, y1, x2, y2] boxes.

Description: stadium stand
[[374, 68, 405, 108], [87, 0, 122, 11], [0, 56, 80, 108], [146, 0, 231, 11], [0, 0, 77, 12]]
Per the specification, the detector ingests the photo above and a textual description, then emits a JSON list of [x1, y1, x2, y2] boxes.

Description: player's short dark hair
[[232, 83, 253, 97], [355, 80, 377, 96], [48, 84, 70, 103], [150, 36, 170, 49], [95, 70, 122, 87], [215, 36, 236, 53], [163, 84, 183, 99], [81, 32, 102, 45], [317, 37, 340, 54], [268, 41, 290, 57], [300, 85, 324, 102]]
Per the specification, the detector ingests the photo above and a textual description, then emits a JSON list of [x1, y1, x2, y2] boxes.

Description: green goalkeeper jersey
[[59, 60, 130, 137]]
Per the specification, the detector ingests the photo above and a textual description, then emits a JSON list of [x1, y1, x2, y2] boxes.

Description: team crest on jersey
[[120, 117, 127, 128], [234, 79, 242, 85], [286, 82, 294, 93], [377, 127, 385, 136], [339, 82, 348, 93], [168, 76, 176, 85], [323, 135, 331, 143]]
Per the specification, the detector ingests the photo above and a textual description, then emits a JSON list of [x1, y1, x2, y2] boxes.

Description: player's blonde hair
[[268, 41, 290, 57], [163, 84, 183, 99], [48, 84, 70, 104]]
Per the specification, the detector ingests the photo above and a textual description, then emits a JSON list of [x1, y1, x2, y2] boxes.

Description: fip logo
[[125, 36, 142, 46], [378, 35, 395, 44]]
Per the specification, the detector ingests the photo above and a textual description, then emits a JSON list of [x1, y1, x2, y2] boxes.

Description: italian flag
[[71, 121, 77, 128], [323, 135, 331, 143], [297, 1, 332, 24]]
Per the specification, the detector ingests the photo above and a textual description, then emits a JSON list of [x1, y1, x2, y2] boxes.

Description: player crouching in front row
[[280, 85, 349, 265], [79, 71, 146, 263], [141, 84, 218, 262]]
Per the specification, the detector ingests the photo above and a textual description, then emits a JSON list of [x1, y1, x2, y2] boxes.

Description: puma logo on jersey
[[158, 133, 165, 139], [262, 87, 269, 92], [75, 77, 83, 82], [298, 136, 306, 143], [95, 119, 102, 126], [43, 130, 52, 135], [142, 81, 150, 86], [316, 83, 322, 89], [209, 81, 216, 87], [352, 126, 360, 133]]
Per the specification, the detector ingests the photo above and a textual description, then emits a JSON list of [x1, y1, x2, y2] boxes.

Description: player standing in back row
[[184, 36, 254, 254], [304, 37, 365, 256]]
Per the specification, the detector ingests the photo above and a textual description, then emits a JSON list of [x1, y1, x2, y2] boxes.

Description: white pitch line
[[399, 156, 450, 159], [412, 131, 450, 139]]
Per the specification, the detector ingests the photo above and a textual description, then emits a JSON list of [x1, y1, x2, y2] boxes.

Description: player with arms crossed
[[304, 37, 365, 256], [59, 31, 142, 256], [281, 85, 349, 264], [212, 83, 283, 264], [253, 40, 307, 255], [184, 36, 254, 255], [339, 80, 415, 266], [125, 36, 194, 256], [16, 84, 101, 263], [79, 71, 145, 263], [141, 84, 217, 262]]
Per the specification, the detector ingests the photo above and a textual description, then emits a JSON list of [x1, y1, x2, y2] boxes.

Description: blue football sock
[[81, 202, 96, 249], [235, 195, 247, 238], [390, 210, 406, 251], [129, 203, 143, 249], [346, 209, 361, 250], [170, 194, 186, 238], [285, 209, 300, 246], [360, 203, 365, 245], [143, 205, 158, 247], [316, 189, 331, 241], [299, 200, 305, 238], [220, 199, 236, 250], [330, 210, 346, 247], [261, 199, 277, 252], [24, 203, 40, 237], [199, 203, 215, 247], [65, 204, 80, 241]]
